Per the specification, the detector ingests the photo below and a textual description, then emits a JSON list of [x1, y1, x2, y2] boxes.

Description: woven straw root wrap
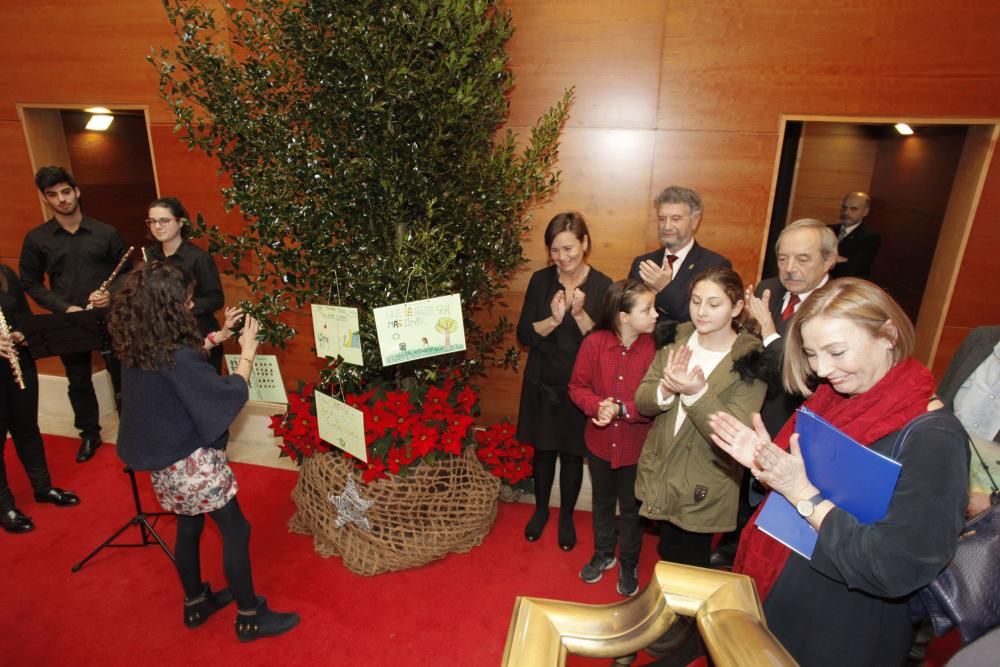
[[288, 447, 501, 576]]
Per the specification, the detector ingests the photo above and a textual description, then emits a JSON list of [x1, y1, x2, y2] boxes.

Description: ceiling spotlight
[[894, 123, 914, 136], [86, 113, 114, 131]]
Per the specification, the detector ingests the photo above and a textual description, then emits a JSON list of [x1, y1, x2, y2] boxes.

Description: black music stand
[[19, 309, 109, 359], [71, 467, 175, 572]]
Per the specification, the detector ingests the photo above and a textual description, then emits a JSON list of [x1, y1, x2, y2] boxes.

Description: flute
[[86, 246, 135, 310], [0, 308, 26, 390]]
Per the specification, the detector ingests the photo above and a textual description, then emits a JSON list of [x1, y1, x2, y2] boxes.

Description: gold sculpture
[[502, 561, 796, 666]]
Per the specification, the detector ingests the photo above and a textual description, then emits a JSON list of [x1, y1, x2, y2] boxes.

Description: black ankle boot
[[558, 511, 576, 551], [524, 508, 550, 542], [184, 583, 234, 628], [235, 597, 300, 642]]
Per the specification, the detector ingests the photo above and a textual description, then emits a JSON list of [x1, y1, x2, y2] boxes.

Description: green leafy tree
[[152, 0, 572, 390]]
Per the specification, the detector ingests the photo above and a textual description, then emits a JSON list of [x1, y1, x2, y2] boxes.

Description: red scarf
[[733, 357, 936, 600]]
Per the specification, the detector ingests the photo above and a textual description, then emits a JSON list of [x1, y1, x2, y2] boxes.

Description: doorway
[[17, 104, 160, 250], [761, 116, 999, 368]]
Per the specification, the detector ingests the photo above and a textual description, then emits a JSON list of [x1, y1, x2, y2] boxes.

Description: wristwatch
[[796, 492, 826, 518], [616, 400, 625, 419]]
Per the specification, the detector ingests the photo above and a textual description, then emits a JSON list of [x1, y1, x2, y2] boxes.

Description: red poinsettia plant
[[474, 420, 533, 485], [270, 375, 533, 486]]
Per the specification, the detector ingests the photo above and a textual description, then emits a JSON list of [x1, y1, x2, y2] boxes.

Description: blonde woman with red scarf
[[709, 278, 968, 667]]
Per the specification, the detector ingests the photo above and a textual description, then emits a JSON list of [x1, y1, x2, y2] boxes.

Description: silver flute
[[0, 307, 26, 390], [86, 246, 135, 310]]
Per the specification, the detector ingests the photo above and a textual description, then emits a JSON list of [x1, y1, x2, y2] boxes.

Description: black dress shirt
[[19, 216, 129, 313], [146, 241, 224, 335]]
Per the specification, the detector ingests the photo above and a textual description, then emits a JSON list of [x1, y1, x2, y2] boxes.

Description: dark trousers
[[657, 521, 713, 568], [588, 456, 641, 566], [713, 469, 758, 559], [0, 355, 52, 511], [175, 496, 256, 609], [59, 349, 122, 440]]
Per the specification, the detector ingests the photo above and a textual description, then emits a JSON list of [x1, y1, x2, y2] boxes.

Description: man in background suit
[[831, 191, 880, 279], [628, 185, 731, 323], [938, 325, 1000, 516], [710, 218, 837, 568]]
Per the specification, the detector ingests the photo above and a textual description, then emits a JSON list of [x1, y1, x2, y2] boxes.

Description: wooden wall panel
[[0, 1, 176, 123], [788, 123, 877, 224], [505, 0, 667, 130], [0, 122, 43, 262], [657, 2, 1000, 134], [933, 140, 1000, 378]]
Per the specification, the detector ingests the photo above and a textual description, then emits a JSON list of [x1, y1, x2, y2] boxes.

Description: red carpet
[[1, 436, 960, 666]]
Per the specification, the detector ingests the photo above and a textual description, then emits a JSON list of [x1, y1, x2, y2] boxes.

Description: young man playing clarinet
[[19, 166, 130, 462]]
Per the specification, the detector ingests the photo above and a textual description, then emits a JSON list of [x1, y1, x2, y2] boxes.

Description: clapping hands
[[550, 290, 567, 324], [659, 345, 706, 396]]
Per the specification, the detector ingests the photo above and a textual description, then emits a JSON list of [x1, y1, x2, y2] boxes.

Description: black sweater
[[117, 347, 248, 471]]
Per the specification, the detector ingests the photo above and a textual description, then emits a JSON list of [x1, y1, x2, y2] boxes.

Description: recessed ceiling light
[[86, 114, 114, 131], [894, 123, 914, 135]]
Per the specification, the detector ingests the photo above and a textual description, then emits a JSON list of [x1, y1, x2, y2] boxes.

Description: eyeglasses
[[145, 217, 178, 227]]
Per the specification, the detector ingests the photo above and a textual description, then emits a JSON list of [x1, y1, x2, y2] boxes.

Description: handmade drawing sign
[[315, 390, 367, 462], [224, 354, 289, 403], [372, 293, 466, 366], [311, 304, 363, 366]]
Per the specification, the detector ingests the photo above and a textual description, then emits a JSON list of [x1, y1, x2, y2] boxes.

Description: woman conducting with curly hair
[[108, 261, 298, 642]]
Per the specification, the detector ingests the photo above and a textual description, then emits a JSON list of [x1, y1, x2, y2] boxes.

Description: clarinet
[[0, 307, 25, 390], [86, 246, 135, 310]]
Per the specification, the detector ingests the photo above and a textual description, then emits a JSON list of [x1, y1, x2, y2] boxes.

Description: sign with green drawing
[[372, 293, 466, 366], [311, 304, 363, 366]]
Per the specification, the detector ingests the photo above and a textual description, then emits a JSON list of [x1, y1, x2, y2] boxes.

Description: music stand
[[71, 467, 175, 573], [19, 309, 110, 359]]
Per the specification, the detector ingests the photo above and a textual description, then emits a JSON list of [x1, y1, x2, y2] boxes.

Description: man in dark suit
[[831, 191, 880, 279], [628, 186, 731, 323], [938, 325, 1000, 516], [710, 218, 837, 568]]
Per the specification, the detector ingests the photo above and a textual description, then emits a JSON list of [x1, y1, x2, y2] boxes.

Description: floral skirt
[[151, 447, 238, 516]]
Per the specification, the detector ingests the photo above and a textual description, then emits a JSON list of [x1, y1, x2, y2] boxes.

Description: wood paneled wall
[[788, 123, 877, 224], [1, 1, 999, 424], [869, 128, 967, 322]]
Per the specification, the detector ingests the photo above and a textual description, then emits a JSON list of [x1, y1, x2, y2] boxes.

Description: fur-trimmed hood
[[653, 320, 770, 385]]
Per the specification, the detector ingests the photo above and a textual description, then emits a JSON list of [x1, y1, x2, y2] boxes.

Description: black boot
[[524, 508, 549, 541], [184, 583, 234, 628], [235, 597, 300, 642]]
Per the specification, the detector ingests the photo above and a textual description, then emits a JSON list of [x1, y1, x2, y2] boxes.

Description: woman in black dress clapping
[[516, 212, 612, 551]]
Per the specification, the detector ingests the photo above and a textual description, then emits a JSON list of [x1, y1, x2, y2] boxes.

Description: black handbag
[[896, 413, 1000, 645]]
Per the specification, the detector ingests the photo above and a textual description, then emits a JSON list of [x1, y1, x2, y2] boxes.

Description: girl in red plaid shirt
[[569, 278, 659, 596]]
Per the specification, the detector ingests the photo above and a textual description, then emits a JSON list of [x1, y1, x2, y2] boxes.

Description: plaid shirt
[[569, 330, 656, 468]]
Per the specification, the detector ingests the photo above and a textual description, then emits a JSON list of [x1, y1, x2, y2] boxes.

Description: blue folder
[[754, 407, 902, 559]]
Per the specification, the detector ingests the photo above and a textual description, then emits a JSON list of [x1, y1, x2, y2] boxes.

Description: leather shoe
[[1, 508, 35, 534], [34, 487, 81, 507], [76, 436, 102, 463]]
